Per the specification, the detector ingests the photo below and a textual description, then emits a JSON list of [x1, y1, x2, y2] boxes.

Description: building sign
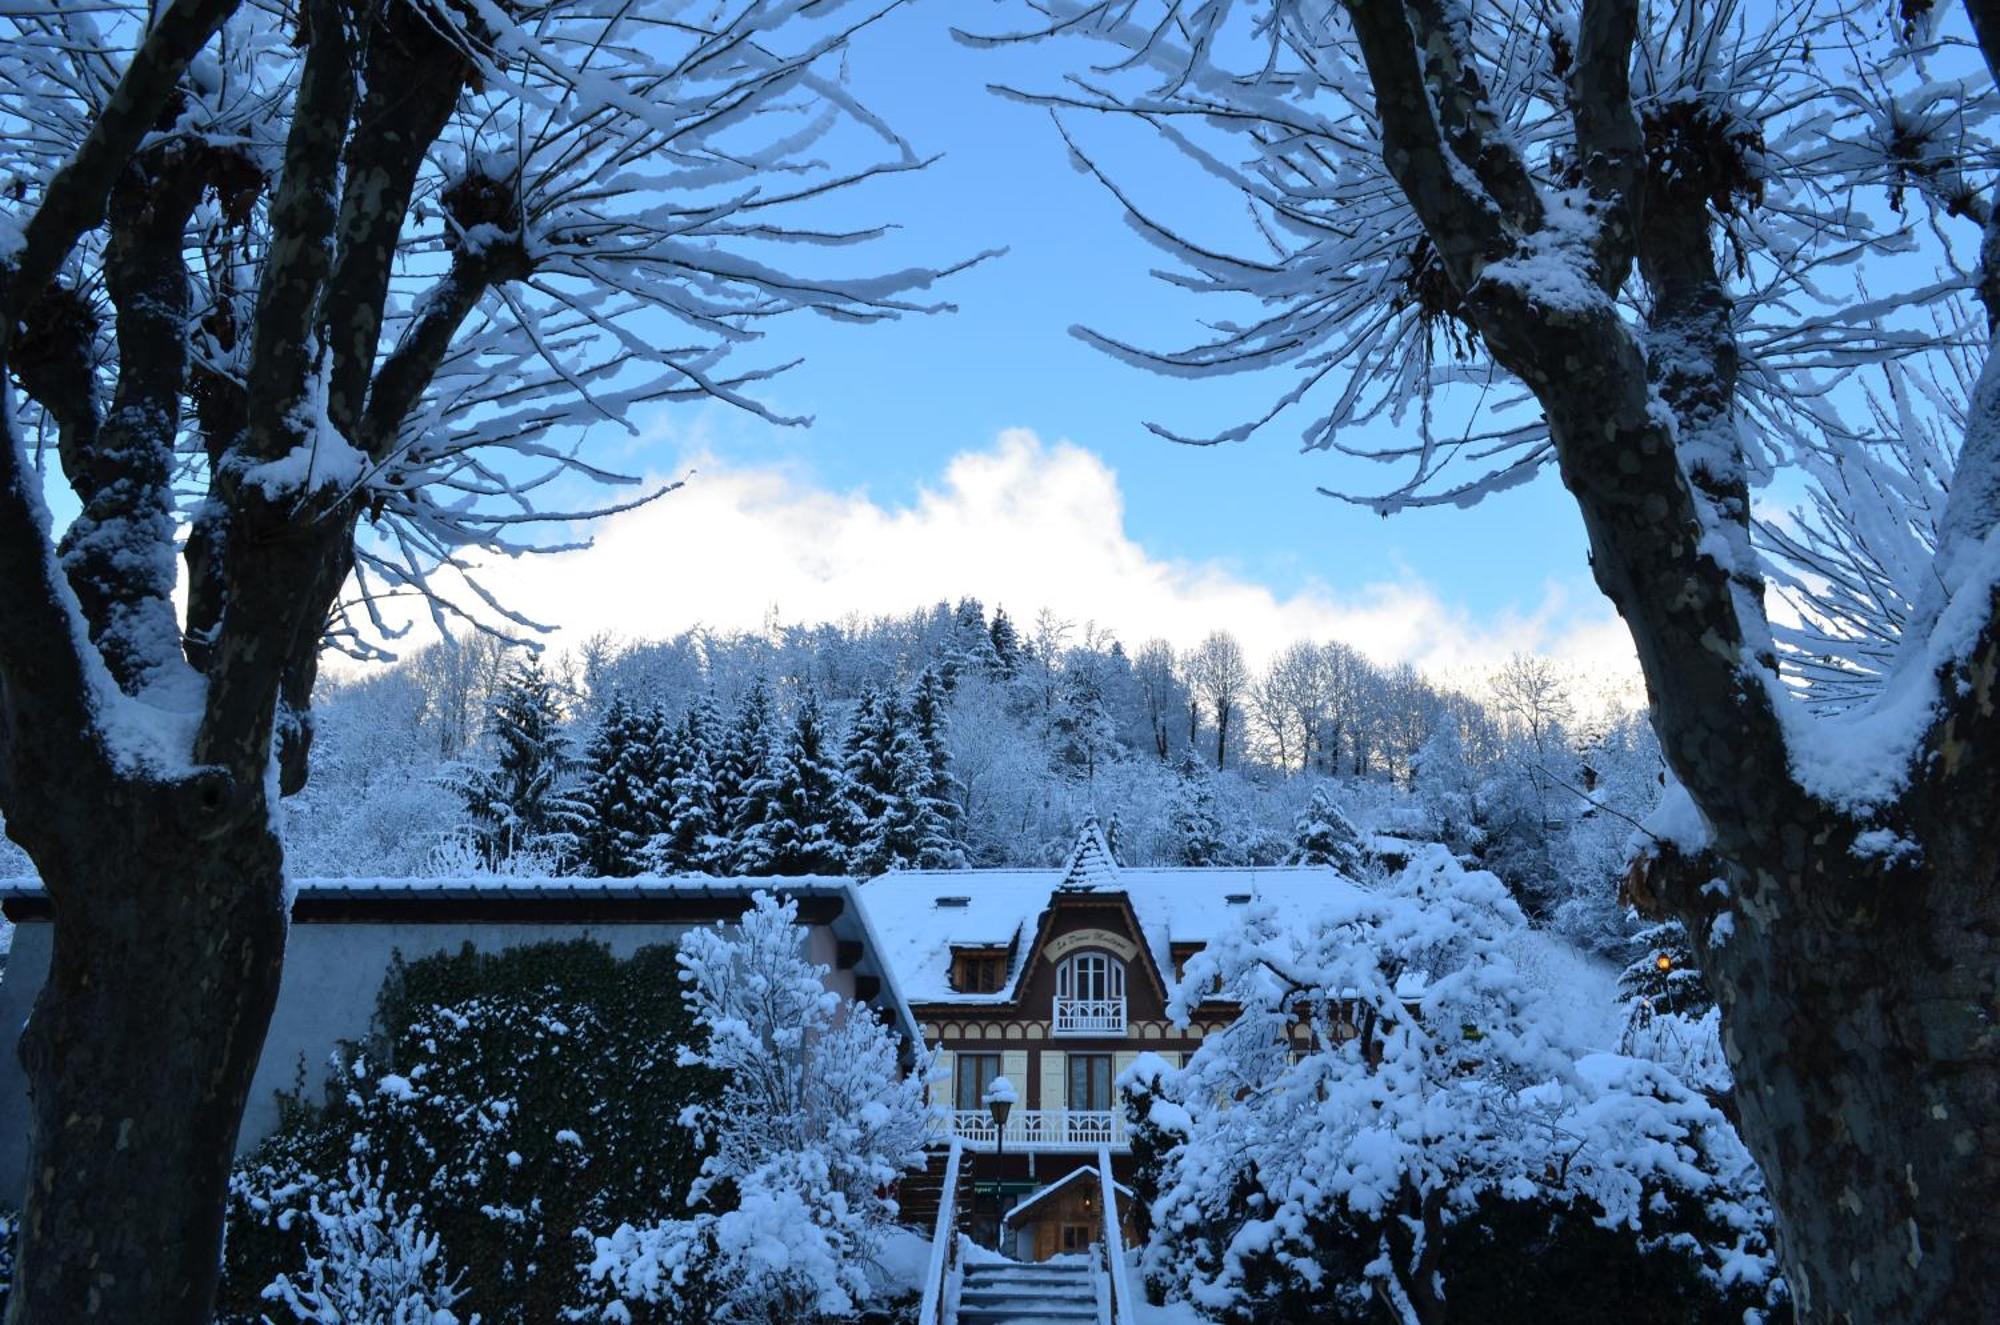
[[1043, 928, 1140, 964]]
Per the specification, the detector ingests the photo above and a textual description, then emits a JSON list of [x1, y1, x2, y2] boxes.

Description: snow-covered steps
[[956, 1258, 1100, 1325]]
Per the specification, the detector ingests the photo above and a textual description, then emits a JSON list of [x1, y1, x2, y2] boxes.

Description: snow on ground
[[1502, 926, 1624, 1051], [875, 1225, 932, 1297]]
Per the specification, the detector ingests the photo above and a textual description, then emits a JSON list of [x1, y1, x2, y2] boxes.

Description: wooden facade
[[908, 886, 1229, 1260]]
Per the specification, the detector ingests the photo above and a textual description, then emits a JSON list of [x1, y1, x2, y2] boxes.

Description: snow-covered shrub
[[1128, 846, 1783, 1323], [586, 893, 931, 1323], [262, 1160, 474, 1325], [222, 941, 717, 1324]]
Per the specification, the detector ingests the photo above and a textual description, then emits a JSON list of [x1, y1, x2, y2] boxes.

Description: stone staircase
[[955, 1257, 1100, 1325]]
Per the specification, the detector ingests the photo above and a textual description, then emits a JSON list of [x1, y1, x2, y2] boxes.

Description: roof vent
[[1224, 893, 1251, 905], [935, 895, 972, 909]]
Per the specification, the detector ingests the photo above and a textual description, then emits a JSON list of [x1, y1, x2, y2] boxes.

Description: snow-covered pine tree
[[841, 686, 931, 877], [1167, 752, 1225, 867], [1286, 781, 1369, 875], [653, 695, 726, 874], [1619, 920, 1712, 1019], [987, 607, 1022, 678], [576, 694, 662, 877], [943, 597, 997, 686], [450, 657, 585, 871], [739, 691, 851, 876], [717, 678, 777, 874], [906, 666, 967, 868]]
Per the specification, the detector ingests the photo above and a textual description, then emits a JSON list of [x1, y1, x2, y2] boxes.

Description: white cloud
[[467, 430, 1640, 693]]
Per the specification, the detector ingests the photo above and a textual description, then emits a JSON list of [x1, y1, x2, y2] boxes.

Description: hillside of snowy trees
[[175, 598, 1667, 955]]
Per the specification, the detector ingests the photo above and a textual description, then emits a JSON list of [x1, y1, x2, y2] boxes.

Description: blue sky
[[595, 0, 1607, 645]]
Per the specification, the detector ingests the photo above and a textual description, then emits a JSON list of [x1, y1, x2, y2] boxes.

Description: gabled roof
[[857, 825, 1362, 1005], [1001, 1165, 1136, 1226]]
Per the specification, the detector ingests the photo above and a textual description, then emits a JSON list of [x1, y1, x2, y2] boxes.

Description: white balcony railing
[[936, 1108, 1129, 1152], [1053, 996, 1126, 1036]]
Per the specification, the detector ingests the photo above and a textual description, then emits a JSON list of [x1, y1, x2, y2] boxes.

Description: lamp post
[[983, 1076, 1017, 1253]]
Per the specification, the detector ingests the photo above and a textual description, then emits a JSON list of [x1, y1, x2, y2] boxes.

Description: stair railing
[[917, 1137, 966, 1325], [1096, 1145, 1138, 1325]]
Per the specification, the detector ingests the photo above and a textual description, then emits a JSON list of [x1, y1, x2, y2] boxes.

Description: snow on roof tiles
[[856, 860, 1363, 1005]]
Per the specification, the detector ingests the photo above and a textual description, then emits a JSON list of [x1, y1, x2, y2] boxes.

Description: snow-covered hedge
[[1123, 846, 1786, 1324], [221, 940, 719, 1325]]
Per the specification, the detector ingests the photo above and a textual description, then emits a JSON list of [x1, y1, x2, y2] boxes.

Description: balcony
[[1052, 996, 1126, 1036], [937, 1108, 1129, 1152]]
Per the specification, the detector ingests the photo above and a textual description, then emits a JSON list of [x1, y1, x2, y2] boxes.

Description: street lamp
[[983, 1076, 1017, 1253], [984, 1075, 1016, 1156]]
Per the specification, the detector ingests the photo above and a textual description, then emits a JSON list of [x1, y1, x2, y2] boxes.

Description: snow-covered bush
[[1126, 846, 1782, 1323], [222, 941, 717, 1324], [262, 1161, 474, 1325], [586, 893, 931, 1323]]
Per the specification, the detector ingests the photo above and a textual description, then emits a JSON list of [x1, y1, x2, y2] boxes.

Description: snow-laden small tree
[[261, 1161, 473, 1325], [0, 0, 971, 1314], [445, 657, 584, 871], [1284, 780, 1369, 873], [1167, 752, 1226, 865], [1130, 845, 1778, 1324], [586, 893, 931, 1322]]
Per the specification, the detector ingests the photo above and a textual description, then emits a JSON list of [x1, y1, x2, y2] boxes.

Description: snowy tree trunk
[[1692, 838, 1999, 1323], [4, 806, 286, 1324], [1336, 2, 2000, 1316]]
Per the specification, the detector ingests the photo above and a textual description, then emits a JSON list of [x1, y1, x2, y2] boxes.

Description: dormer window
[[951, 948, 1008, 993]]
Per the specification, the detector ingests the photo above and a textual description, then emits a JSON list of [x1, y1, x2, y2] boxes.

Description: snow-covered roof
[[856, 835, 1362, 1005], [1001, 1166, 1135, 1226]]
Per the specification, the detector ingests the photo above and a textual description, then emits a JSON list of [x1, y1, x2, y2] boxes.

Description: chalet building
[[857, 821, 1362, 1260]]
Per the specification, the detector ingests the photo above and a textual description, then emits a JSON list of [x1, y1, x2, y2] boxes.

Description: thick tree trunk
[[1692, 812, 2000, 1322], [4, 800, 286, 1325]]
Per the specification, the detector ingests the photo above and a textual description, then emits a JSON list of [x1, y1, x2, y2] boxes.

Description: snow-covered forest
[[210, 602, 1663, 951]]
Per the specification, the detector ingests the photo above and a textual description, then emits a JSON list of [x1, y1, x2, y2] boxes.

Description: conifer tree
[[740, 691, 852, 876], [717, 679, 776, 872], [1619, 921, 1713, 1019], [840, 686, 941, 876], [1167, 752, 1226, 867], [451, 658, 585, 870], [577, 695, 653, 877], [906, 667, 967, 868], [944, 597, 996, 686], [1052, 665, 1119, 782], [987, 608, 1022, 679], [1287, 781, 1369, 875], [653, 695, 725, 874]]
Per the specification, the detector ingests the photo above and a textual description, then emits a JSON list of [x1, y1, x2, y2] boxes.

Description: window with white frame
[[1057, 952, 1125, 1002]]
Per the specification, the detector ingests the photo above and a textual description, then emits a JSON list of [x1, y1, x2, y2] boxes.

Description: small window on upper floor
[[952, 951, 1006, 993]]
